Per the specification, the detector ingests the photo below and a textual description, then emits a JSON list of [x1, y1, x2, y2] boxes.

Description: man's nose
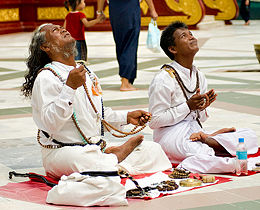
[[189, 34, 195, 40], [61, 28, 67, 33]]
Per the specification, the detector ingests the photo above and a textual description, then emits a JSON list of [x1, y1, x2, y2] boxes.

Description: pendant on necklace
[[91, 76, 102, 96]]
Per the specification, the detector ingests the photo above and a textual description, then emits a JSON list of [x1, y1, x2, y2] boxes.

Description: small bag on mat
[[146, 19, 161, 53], [46, 172, 128, 207]]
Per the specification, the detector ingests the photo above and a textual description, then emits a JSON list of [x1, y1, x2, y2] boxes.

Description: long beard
[[52, 40, 76, 59], [63, 40, 77, 58]]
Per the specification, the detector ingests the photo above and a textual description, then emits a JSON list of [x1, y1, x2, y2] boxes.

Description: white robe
[[148, 61, 258, 173], [32, 61, 171, 179]]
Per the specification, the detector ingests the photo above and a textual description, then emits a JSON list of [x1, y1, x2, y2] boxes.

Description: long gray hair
[[21, 24, 52, 98]]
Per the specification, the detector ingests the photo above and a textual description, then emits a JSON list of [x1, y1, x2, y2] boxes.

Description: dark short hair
[[64, 0, 81, 11], [160, 21, 188, 60]]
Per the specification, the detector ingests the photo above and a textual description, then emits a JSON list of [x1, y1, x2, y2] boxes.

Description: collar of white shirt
[[50, 61, 80, 73], [170, 60, 196, 78]]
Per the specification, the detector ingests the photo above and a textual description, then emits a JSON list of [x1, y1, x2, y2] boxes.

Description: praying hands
[[187, 88, 217, 111]]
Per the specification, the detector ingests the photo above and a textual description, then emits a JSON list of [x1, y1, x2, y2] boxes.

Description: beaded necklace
[[162, 64, 202, 128], [81, 62, 149, 138], [162, 64, 199, 94], [81, 63, 105, 136], [44, 64, 91, 144], [37, 64, 106, 150], [36, 62, 149, 149]]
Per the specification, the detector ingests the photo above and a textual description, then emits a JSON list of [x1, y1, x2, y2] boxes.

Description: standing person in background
[[97, 0, 158, 91], [240, 0, 250, 25], [64, 0, 105, 61]]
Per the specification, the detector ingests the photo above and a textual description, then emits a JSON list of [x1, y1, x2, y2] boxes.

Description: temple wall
[[1, 0, 258, 35]]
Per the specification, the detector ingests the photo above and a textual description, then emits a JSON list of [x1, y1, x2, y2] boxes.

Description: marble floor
[[0, 20, 260, 209]]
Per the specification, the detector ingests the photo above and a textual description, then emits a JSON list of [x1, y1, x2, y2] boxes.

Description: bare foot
[[120, 78, 138, 91], [105, 135, 144, 163], [244, 21, 250, 26], [210, 127, 236, 136], [190, 127, 236, 142], [190, 131, 209, 142]]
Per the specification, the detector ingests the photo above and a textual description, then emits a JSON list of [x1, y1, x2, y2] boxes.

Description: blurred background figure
[[64, 0, 105, 61], [240, 0, 250, 25], [97, 0, 158, 91]]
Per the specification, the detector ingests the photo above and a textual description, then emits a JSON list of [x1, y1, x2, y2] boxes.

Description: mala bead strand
[[37, 67, 107, 150], [37, 129, 98, 149], [83, 84, 99, 113], [163, 64, 203, 128], [37, 68, 91, 148], [38, 67, 62, 79], [83, 82, 151, 138], [71, 113, 107, 151], [174, 70, 199, 94], [82, 64, 151, 138], [38, 67, 92, 144], [168, 168, 191, 179], [37, 66, 150, 148], [156, 180, 179, 191], [162, 64, 199, 94], [102, 119, 149, 138], [71, 112, 91, 145], [118, 170, 145, 197], [37, 129, 62, 149], [101, 98, 104, 136]]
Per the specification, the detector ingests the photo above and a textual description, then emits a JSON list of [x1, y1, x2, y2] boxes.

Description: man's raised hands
[[187, 88, 217, 111], [66, 65, 86, 90]]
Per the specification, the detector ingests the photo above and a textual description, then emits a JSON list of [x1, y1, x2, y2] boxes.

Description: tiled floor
[[0, 20, 260, 209]]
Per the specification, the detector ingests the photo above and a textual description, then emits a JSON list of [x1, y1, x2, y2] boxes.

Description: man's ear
[[168, 46, 177, 55], [40, 44, 50, 53]]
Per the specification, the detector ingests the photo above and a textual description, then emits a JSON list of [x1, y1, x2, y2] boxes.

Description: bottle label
[[236, 151, 247, 160]]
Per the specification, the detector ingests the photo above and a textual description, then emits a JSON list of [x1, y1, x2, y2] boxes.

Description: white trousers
[[42, 141, 172, 179], [154, 120, 258, 173]]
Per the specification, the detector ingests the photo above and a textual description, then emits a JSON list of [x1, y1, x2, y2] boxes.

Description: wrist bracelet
[[96, 11, 104, 15]]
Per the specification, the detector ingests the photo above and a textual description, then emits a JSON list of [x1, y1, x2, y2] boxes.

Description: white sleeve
[[104, 107, 128, 130], [32, 71, 75, 133], [148, 74, 190, 129]]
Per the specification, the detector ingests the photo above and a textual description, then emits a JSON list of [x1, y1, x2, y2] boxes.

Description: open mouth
[[190, 40, 198, 46]]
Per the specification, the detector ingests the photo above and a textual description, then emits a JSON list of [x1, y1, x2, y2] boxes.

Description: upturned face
[[42, 24, 75, 47], [40, 24, 76, 57], [170, 28, 199, 57]]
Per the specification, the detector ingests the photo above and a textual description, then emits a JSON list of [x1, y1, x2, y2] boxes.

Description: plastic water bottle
[[235, 138, 248, 176]]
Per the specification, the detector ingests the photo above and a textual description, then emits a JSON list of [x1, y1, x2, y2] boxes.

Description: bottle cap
[[239, 138, 244, 143]]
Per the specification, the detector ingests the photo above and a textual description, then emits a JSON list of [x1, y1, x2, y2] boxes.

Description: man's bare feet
[[210, 127, 236, 137], [244, 21, 250, 26], [190, 131, 208, 142], [190, 128, 235, 156], [120, 77, 138, 91], [190, 127, 236, 142], [105, 134, 144, 163]]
